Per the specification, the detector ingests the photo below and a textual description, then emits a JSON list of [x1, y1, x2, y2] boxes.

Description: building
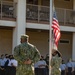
[[0, 0, 75, 62]]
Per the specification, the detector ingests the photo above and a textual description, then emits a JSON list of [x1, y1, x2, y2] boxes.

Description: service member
[[51, 49, 62, 75], [14, 34, 41, 75]]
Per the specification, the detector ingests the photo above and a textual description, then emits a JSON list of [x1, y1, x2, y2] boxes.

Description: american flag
[[52, 11, 61, 47]]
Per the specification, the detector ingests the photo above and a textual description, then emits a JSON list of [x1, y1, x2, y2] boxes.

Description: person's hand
[[11, 63, 17, 68], [39, 64, 46, 67], [11, 63, 14, 66], [1, 68, 4, 70], [23, 59, 32, 65]]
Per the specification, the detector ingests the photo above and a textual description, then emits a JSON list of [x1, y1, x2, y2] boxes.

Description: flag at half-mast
[[52, 10, 61, 47]]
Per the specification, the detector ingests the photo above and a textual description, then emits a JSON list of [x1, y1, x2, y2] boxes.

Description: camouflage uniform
[[14, 42, 40, 75], [51, 54, 62, 75]]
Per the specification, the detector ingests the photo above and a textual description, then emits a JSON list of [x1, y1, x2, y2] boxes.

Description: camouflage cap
[[52, 48, 59, 53], [52, 48, 58, 52], [52, 48, 62, 57], [21, 34, 29, 39]]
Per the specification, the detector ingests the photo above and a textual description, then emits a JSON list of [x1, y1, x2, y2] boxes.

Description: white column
[[73, 0, 75, 23], [72, 32, 75, 60], [38, 0, 42, 5], [12, 0, 26, 54], [71, 0, 75, 59], [13, 0, 17, 18], [73, 0, 75, 10]]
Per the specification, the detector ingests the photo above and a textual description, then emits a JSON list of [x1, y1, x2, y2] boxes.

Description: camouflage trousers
[[51, 68, 61, 75], [16, 65, 34, 75]]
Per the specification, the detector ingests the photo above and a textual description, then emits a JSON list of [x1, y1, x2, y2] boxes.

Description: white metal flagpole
[[49, 0, 53, 75]]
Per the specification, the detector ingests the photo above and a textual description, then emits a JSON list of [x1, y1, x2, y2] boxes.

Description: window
[[27, 0, 38, 5], [64, 0, 70, 1], [59, 39, 70, 44]]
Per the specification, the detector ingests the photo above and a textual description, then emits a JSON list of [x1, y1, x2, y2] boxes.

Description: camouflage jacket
[[14, 42, 40, 65], [51, 54, 62, 75]]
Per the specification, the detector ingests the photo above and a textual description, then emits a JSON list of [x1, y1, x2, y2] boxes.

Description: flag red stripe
[[52, 12, 61, 47]]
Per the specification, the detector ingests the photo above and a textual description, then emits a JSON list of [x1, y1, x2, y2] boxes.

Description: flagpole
[[49, 0, 53, 75]]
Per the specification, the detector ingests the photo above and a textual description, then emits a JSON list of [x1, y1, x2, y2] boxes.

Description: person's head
[[45, 54, 49, 60], [62, 60, 65, 64], [5, 54, 9, 58], [5, 54, 8, 56], [1, 54, 4, 59], [20, 34, 29, 43], [9, 55, 14, 59], [52, 49, 62, 57], [68, 58, 72, 62], [40, 56, 44, 60]]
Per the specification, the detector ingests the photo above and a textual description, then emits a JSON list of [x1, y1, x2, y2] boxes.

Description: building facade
[[0, 0, 75, 62]]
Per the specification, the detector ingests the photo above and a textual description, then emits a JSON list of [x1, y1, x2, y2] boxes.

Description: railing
[[0, 2, 75, 26], [0, 1, 17, 20], [26, 4, 75, 26], [26, 4, 49, 23], [56, 8, 75, 26]]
